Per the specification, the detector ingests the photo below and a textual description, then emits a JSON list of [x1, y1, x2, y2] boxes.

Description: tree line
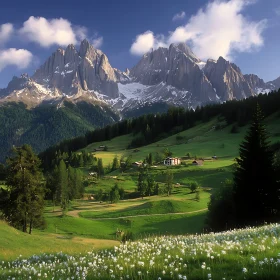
[[40, 89, 280, 170]]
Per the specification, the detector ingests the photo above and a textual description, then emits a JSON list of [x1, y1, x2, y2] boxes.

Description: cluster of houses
[[131, 157, 208, 167]]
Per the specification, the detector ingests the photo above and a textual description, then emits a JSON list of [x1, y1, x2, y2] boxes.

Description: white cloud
[[275, 6, 280, 16], [172, 11, 186, 21], [0, 48, 33, 71], [130, 0, 267, 60], [19, 16, 90, 47], [0, 23, 14, 45], [91, 37, 103, 49], [130, 31, 167, 55]]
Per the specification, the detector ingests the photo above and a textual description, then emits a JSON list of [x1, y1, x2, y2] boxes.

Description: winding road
[[67, 208, 208, 220]]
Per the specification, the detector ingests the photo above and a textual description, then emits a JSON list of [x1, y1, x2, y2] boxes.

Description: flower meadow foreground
[[1, 224, 280, 280]]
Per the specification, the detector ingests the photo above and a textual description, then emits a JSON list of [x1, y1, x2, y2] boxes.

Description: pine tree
[[97, 158, 105, 176], [111, 155, 119, 171], [165, 170, 173, 196], [109, 184, 120, 203], [4, 145, 45, 234], [137, 167, 147, 198], [56, 160, 69, 210], [146, 173, 155, 196], [233, 104, 279, 226], [68, 166, 77, 200]]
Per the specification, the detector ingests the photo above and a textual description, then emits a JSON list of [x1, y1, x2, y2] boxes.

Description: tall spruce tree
[[233, 104, 279, 226], [165, 170, 173, 196], [56, 160, 69, 210], [137, 167, 147, 198], [4, 145, 45, 234], [97, 158, 105, 176]]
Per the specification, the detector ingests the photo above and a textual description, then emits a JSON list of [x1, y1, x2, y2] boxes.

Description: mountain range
[[1, 39, 279, 113], [0, 39, 279, 161]]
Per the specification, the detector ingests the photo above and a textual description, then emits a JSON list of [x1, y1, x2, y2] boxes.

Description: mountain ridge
[[0, 39, 279, 113]]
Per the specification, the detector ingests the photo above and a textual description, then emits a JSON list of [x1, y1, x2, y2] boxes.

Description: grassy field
[[2, 224, 280, 279], [0, 220, 119, 261], [1, 113, 280, 264], [43, 188, 209, 240]]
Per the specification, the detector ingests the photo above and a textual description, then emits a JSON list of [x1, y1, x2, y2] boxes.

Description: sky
[[0, 0, 280, 88]]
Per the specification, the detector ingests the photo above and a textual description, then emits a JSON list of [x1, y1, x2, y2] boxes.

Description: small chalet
[[164, 157, 181, 166], [132, 161, 142, 167]]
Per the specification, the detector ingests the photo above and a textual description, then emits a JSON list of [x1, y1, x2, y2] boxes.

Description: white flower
[[242, 267, 247, 273]]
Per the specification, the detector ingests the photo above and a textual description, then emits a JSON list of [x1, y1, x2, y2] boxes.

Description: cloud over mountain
[[19, 16, 87, 47], [130, 0, 267, 60], [0, 23, 14, 45], [0, 48, 33, 71], [130, 31, 167, 55]]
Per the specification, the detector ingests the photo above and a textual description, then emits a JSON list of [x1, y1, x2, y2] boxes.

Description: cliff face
[[32, 39, 119, 99], [203, 57, 255, 101], [130, 43, 217, 103], [0, 40, 278, 112]]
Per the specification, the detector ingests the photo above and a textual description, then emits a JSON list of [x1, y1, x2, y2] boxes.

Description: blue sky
[[0, 0, 280, 88]]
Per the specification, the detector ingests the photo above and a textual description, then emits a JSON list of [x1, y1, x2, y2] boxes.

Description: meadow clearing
[[1, 224, 280, 279], [1, 114, 280, 279]]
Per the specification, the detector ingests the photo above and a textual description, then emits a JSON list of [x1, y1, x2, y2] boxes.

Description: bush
[[189, 181, 199, 193]]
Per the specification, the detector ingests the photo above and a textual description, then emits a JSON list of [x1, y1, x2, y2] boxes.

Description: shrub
[[189, 181, 199, 193]]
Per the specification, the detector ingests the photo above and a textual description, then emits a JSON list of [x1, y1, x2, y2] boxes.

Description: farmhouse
[[132, 161, 142, 167], [164, 157, 181, 166]]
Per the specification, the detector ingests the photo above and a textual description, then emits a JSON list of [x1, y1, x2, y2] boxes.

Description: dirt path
[[67, 208, 208, 220]]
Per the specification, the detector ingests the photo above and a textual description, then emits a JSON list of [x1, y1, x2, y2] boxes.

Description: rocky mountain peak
[[244, 74, 266, 90], [169, 43, 200, 63], [0, 39, 278, 113], [204, 56, 255, 101], [79, 39, 91, 57]]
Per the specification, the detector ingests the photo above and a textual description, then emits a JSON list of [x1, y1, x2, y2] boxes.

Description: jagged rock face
[[130, 43, 217, 103], [204, 57, 255, 101], [268, 76, 280, 90], [244, 74, 266, 90], [0, 40, 278, 113], [0, 74, 29, 97], [33, 39, 119, 98]]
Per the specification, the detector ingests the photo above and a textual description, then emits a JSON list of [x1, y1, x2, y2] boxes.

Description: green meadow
[[1, 113, 280, 262]]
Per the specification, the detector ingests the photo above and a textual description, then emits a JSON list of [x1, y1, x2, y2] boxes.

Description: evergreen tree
[[109, 184, 120, 203], [56, 160, 69, 210], [74, 168, 84, 198], [4, 145, 45, 234], [146, 173, 155, 196], [97, 158, 105, 176], [111, 155, 119, 171], [165, 170, 173, 196], [137, 168, 147, 198], [68, 166, 77, 200], [233, 104, 279, 226], [146, 153, 153, 165], [206, 179, 235, 231]]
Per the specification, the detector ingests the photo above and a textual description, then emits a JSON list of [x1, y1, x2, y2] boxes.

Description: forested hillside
[[0, 101, 119, 162], [40, 89, 280, 169]]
